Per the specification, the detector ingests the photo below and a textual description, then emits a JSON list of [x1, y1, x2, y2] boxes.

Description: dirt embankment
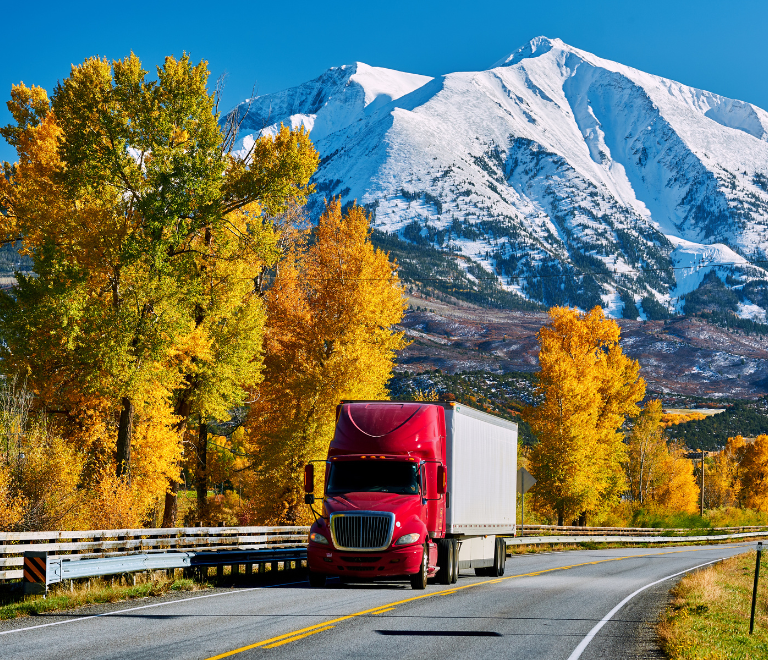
[[397, 296, 768, 399]]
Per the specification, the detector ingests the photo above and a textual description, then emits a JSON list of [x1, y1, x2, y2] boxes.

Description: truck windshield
[[326, 461, 420, 495]]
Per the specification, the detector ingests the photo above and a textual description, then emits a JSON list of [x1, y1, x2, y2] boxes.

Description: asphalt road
[[0, 543, 754, 660]]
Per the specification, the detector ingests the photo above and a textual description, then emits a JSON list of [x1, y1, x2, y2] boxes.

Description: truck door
[[421, 461, 446, 537]]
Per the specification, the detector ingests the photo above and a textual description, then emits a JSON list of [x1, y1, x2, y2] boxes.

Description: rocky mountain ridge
[[228, 37, 768, 322]]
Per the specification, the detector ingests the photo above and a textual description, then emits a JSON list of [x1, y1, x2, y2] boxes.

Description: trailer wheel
[[496, 538, 506, 576], [308, 571, 326, 588], [451, 540, 459, 583], [410, 544, 429, 590], [485, 538, 506, 577], [436, 539, 454, 585]]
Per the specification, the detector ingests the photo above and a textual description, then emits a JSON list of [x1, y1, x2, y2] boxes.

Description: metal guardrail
[[49, 552, 193, 584], [28, 547, 309, 593], [517, 525, 768, 536], [504, 530, 768, 547], [5, 524, 768, 594], [0, 525, 309, 584]]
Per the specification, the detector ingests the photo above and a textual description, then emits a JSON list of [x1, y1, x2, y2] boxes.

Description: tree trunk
[[579, 511, 587, 527], [116, 397, 134, 480], [557, 505, 564, 527], [196, 422, 208, 524], [162, 480, 179, 528], [161, 392, 192, 529]]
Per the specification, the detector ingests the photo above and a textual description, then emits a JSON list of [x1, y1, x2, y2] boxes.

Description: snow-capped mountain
[[228, 38, 768, 322]]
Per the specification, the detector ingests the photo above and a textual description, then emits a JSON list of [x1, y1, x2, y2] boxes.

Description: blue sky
[[2, 0, 767, 163]]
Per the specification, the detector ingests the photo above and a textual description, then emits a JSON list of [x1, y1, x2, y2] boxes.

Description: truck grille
[[330, 512, 395, 551]]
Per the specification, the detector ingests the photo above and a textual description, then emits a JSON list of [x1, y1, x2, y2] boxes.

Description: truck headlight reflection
[[393, 532, 421, 546], [310, 531, 329, 545]]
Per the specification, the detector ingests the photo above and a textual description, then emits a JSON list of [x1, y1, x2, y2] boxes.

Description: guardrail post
[[23, 551, 47, 596], [750, 541, 763, 634]]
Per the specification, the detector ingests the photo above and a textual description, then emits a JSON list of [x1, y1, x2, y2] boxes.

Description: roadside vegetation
[[0, 573, 204, 620], [659, 551, 768, 659]]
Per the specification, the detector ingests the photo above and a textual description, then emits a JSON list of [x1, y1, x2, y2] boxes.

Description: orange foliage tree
[[244, 200, 407, 524]]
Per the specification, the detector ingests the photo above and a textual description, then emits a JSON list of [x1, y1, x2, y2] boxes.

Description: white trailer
[[444, 403, 518, 573]]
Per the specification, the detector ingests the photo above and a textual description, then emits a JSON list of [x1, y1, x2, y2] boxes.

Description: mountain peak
[[492, 36, 567, 68], [228, 38, 768, 324]]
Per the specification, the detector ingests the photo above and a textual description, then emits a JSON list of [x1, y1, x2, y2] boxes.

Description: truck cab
[[305, 401, 515, 589]]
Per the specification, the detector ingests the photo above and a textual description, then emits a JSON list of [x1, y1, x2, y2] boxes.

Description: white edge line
[[566, 558, 725, 660], [0, 579, 308, 636], [1, 548, 743, 641]]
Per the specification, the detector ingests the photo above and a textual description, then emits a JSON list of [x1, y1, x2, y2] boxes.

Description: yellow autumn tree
[[705, 435, 747, 509], [660, 411, 707, 428], [524, 306, 645, 525], [626, 399, 668, 504], [625, 399, 699, 513], [655, 442, 699, 513], [0, 54, 318, 529], [245, 200, 407, 524], [740, 434, 768, 511], [0, 465, 26, 531]]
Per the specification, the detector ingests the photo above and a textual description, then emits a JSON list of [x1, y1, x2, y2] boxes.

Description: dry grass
[[0, 571, 208, 620], [658, 551, 768, 659], [0, 560, 303, 620]]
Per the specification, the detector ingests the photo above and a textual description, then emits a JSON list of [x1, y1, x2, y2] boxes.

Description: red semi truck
[[304, 400, 518, 589]]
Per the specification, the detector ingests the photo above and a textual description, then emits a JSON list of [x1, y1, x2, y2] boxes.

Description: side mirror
[[304, 464, 315, 493], [304, 493, 316, 505], [437, 465, 446, 494]]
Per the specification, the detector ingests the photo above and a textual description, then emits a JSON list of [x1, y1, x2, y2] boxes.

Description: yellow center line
[[205, 544, 746, 658], [369, 607, 395, 614], [262, 626, 335, 649]]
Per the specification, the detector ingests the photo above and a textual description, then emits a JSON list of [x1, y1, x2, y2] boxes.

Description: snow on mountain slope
[[228, 38, 768, 320], [231, 63, 431, 147]]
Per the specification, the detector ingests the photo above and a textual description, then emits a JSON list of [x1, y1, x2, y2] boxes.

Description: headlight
[[309, 531, 329, 545], [394, 532, 421, 546]]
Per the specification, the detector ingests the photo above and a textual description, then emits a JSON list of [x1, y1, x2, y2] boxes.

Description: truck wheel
[[436, 539, 453, 585], [308, 571, 326, 588], [497, 539, 506, 577], [451, 540, 459, 583], [410, 544, 429, 590]]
